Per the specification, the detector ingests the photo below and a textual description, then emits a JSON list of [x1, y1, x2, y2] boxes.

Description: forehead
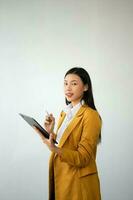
[[64, 74, 81, 82]]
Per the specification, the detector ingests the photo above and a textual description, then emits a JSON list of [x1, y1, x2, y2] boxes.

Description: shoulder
[[83, 105, 99, 116], [82, 105, 101, 125]]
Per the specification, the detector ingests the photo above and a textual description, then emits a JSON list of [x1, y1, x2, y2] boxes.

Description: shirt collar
[[63, 100, 85, 117]]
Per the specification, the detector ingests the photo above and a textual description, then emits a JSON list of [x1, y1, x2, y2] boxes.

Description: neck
[[71, 101, 81, 107]]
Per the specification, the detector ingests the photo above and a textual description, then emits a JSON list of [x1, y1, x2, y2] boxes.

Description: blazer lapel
[[58, 105, 87, 148], [55, 111, 66, 134]]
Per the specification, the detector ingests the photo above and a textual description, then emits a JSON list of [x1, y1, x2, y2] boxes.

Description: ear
[[84, 84, 88, 92]]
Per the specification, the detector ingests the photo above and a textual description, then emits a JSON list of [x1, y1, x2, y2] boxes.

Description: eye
[[64, 82, 68, 86], [72, 82, 77, 86]]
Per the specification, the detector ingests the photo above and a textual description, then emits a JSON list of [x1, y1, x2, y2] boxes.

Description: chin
[[66, 98, 72, 102]]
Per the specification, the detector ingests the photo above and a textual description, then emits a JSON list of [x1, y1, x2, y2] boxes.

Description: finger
[[38, 133, 47, 143], [45, 118, 53, 123], [48, 114, 54, 120], [36, 129, 41, 135], [49, 133, 54, 144], [44, 119, 51, 124], [33, 126, 39, 132], [45, 116, 51, 121], [49, 114, 55, 120]]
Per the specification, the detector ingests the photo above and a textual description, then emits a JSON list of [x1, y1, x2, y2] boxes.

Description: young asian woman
[[34, 67, 102, 200]]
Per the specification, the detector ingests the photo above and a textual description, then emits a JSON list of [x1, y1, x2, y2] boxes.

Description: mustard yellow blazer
[[49, 104, 102, 200]]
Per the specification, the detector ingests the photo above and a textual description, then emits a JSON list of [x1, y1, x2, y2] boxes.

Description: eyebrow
[[64, 80, 78, 82]]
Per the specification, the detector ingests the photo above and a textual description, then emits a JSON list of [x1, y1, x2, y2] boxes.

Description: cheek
[[74, 86, 84, 95]]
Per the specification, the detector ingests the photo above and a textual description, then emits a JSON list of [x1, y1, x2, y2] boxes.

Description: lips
[[65, 93, 73, 98]]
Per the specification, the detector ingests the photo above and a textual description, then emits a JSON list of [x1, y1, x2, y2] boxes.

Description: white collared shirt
[[56, 101, 84, 143]]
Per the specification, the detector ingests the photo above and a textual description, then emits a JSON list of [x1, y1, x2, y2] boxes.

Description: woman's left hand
[[33, 126, 56, 152]]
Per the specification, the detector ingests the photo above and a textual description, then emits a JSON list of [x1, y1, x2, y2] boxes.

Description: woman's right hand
[[44, 113, 55, 133]]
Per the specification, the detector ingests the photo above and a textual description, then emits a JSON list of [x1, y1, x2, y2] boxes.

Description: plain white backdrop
[[0, 0, 133, 199]]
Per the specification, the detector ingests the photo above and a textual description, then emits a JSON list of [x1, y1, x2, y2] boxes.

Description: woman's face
[[64, 74, 87, 106]]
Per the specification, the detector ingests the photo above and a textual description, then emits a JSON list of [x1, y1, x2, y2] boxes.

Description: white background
[[0, 0, 133, 199]]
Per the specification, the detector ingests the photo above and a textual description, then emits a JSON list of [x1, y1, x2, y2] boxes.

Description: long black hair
[[64, 67, 102, 141]]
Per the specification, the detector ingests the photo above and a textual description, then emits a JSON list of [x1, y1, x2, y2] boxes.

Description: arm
[[34, 110, 101, 168], [57, 110, 102, 168]]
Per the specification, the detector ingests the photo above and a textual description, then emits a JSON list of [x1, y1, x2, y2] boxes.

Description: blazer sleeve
[[59, 110, 102, 168]]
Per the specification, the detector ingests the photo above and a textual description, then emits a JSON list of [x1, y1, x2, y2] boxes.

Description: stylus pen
[[45, 110, 50, 117]]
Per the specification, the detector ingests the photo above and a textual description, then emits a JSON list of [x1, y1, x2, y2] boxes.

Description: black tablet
[[19, 113, 58, 144]]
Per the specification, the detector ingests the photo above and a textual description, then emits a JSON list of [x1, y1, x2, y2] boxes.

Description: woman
[[34, 67, 102, 200]]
